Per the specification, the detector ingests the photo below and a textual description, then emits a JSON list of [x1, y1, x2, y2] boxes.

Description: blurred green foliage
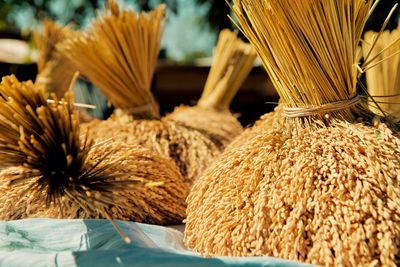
[[1, 0, 399, 30], [0, 0, 97, 29], [0, 0, 398, 62], [0, 0, 217, 62]]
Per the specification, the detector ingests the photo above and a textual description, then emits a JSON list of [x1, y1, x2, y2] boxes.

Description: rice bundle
[[185, 1, 400, 266], [60, 0, 221, 184], [60, 0, 162, 118], [165, 29, 257, 147], [362, 24, 400, 117], [78, 116, 220, 185], [0, 75, 188, 226], [34, 19, 78, 99], [33, 20, 94, 123]]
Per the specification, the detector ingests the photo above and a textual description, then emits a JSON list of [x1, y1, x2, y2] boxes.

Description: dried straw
[[61, 0, 221, 184], [185, 0, 400, 265], [362, 24, 400, 117], [229, 0, 383, 125], [59, 0, 163, 119], [34, 19, 78, 99], [165, 29, 256, 147], [0, 75, 188, 226], [198, 29, 257, 110]]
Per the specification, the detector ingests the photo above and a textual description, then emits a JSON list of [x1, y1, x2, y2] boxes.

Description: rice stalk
[[165, 29, 257, 147], [0, 75, 188, 228], [362, 24, 400, 117], [198, 29, 257, 110], [185, 1, 400, 265], [34, 19, 78, 99], [59, 0, 164, 119]]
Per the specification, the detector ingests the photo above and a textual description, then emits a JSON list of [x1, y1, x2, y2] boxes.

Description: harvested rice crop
[[185, 1, 400, 265], [0, 75, 188, 228], [61, 0, 221, 184], [81, 116, 220, 185], [165, 29, 256, 147], [34, 19, 78, 99]]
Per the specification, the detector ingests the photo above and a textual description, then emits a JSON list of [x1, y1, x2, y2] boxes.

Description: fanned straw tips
[[34, 19, 78, 99], [61, 0, 221, 184], [185, 1, 400, 266], [165, 29, 257, 147], [362, 23, 400, 118], [0, 75, 188, 226]]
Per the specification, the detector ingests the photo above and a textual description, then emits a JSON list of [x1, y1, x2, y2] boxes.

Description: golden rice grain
[[0, 143, 188, 225], [0, 75, 188, 226], [165, 106, 243, 148], [185, 121, 400, 266], [82, 116, 221, 184]]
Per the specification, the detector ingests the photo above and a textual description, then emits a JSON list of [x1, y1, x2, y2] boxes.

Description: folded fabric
[[0, 219, 312, 267]]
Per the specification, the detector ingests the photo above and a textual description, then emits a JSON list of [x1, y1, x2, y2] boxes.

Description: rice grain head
[[81, 117, 221, 185], [61, 0, 222, 184], [185, 121, 400, 266], [0, 75, 188, 225], [165, 106, 243, 148], [185, 0, 400, 265]]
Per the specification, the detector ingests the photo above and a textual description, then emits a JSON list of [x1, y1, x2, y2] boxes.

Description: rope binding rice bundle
[[185, 1, 400, 266]]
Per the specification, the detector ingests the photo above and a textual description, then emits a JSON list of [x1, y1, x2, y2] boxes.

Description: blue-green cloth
[[0, 219, 312, 267]]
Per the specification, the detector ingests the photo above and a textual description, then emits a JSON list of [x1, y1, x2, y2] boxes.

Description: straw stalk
[[184, 1, 400, 265], [165, 29, 257, 147], [0, 75, 188, 226], [60, 0, 221, 184]]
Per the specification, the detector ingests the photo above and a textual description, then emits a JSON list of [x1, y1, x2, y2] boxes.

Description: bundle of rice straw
[[34, 20, 93, 123], [60, 0, 220, 184], [34, 19, 78, 99], [0, 75, 188, 227], [362, 23, 400, 118], [165, 29, 257, 147], [60, 0, 162, 119], [185, 1, 400, 266]]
